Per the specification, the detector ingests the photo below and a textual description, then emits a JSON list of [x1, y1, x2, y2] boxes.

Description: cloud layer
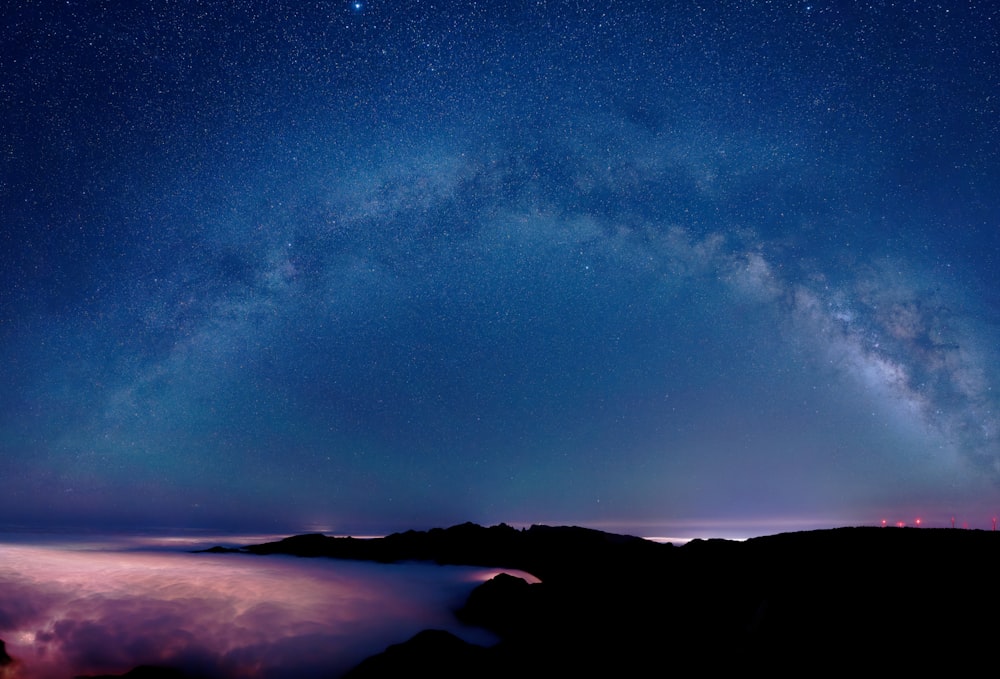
[[0, 539, 502, 678]]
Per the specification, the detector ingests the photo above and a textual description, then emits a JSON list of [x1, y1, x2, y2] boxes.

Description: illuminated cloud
[[0, 543, 502, 679]]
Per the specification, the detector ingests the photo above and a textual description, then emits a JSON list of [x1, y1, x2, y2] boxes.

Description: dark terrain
[[26, 523, 1000, 677], [227, 523, 1000, 676]]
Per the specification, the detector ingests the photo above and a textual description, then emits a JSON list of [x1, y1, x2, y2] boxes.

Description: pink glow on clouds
[[0, 539, 518, 678]]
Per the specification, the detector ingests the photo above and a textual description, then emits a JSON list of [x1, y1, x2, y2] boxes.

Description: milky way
[[2, 1, 999, 537]]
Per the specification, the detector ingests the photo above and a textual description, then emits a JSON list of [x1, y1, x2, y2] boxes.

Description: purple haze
[[0, 535, 531, 678]]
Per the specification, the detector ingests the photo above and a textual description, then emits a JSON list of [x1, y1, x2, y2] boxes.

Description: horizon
[[5, 511, 1000, 548]]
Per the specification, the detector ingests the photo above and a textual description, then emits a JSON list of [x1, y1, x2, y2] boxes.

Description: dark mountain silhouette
[[217, 522, 667, 583], [225, 524, 1000, 675], [86, 524, 1000, 677], [342, 628, 489, 679]]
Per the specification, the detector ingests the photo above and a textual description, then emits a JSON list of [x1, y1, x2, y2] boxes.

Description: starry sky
[[2, 0, 999, 538]]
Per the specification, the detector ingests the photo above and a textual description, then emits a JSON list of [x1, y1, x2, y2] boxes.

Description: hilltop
[[211, 523, 1000, 675]]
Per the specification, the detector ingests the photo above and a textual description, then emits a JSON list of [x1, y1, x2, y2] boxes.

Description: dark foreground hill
[[60, 524, 1000, 677], [227, 524, 1000, 675]]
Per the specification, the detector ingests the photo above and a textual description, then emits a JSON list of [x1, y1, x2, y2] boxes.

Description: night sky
[[3, 0, 999, 538]]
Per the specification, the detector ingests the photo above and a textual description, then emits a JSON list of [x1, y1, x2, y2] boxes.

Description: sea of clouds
[[0, 535, 517, 678]]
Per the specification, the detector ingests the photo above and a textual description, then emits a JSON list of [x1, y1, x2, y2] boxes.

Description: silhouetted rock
[[0, 639, 12, 666], [457, 572, 542, 639], [343, 629, 491, 679], [194, 545, 240, 554]]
